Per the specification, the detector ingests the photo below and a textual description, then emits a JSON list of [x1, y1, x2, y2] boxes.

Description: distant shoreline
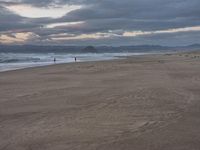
[[0, 49, 198, 73], [0, 52, 158, 73]]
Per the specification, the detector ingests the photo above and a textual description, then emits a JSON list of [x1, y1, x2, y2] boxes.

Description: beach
[[0, 52, 200, 150]]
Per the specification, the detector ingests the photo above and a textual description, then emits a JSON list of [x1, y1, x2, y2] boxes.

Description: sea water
[[0, 52, 148, 72]]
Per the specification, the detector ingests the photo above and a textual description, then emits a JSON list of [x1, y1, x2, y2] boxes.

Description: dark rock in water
[[82, 46, 98, 53]]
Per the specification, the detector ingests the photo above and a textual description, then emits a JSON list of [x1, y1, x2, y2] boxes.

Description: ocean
[[0, 52, 151, 72]]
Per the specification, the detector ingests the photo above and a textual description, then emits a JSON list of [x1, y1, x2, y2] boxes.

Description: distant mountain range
[[0, 44, 200, 53]]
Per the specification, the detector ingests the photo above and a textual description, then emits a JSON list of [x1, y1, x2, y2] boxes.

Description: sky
[[0, 0, 200, 46]]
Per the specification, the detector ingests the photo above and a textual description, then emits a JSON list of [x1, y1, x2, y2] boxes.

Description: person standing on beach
[[75, 57, 77, 62], [54, 58, 56, 63]]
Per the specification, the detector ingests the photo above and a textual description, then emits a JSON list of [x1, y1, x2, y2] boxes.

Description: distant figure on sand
[[54, 58, 56, 63], [75, 57, 77, 62]]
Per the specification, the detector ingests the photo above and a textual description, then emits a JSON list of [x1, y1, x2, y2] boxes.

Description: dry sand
[[0, 53, 200, 150]]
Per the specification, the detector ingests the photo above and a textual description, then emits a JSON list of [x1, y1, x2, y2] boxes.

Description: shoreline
[[0, 52, 174, 73], [0, 55, 130, 73], [0, 51, 171, 74], [0, 55, 118, 73], [0, 57, 116, 74]]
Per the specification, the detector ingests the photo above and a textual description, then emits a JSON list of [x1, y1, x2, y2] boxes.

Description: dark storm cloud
[[3, 0, 200, 20], [60, 0, 200, 29], [0, 5, 42, 32], [0, 5, 23, 31], [0, 0, 200, 45]]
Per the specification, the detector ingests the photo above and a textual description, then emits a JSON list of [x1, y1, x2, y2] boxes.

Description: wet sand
[[0, 53, 200, 150]]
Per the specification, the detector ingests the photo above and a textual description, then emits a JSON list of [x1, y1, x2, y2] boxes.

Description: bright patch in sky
[[123, 26, 200, 37], [0, 32, 37, 44], [5, 4, 82, 18], [45, 21, 84, 28], [51, 32, 115, 41]]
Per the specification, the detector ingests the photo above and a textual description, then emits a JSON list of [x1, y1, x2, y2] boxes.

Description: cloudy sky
[[0, 0, 200, 46]]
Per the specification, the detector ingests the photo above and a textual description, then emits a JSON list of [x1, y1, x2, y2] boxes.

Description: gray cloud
[[0, 5, 42, 32], [0, 0, 200, 45]]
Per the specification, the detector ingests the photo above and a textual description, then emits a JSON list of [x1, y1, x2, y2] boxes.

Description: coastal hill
[[0, 44, 200, 53], [81, 46, 98, 53]]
